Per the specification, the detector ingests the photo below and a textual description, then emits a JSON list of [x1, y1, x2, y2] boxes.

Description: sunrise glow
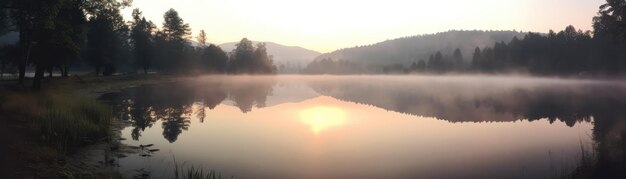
[[299, 106, 347, 134]]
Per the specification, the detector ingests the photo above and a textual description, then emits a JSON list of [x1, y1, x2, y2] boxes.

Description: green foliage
[[0, 89, 113, 152], [85, 3, 130, 76], [201, 44, 228, 73], [0, 2, 11, 35], [130, 8, 156, 74], [228, 38, 277, 74], [162, 8, 191, 43], [468, 25, 620, 74], [593, 0, 626, 43], [152, 8, 193, 73], [39, 94, 112, 151], [27, 0, 87, 88]]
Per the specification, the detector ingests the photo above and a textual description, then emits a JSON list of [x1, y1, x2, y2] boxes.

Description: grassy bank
[[0, 75, 183, 178], [1, 90, 112, 152]]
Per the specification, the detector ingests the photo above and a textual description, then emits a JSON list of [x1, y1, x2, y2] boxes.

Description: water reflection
[[299, 106, 347, 134], [100, 75, 626, 178], [305, 76, 626, 178], [307, 76, 626, 126], [101, 76, 276, 142]]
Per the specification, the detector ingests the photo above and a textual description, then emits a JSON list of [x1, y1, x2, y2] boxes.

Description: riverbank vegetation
[[0, 0, 276, 89], [0, 75, 186, 178], [0, 82, 111, 177]]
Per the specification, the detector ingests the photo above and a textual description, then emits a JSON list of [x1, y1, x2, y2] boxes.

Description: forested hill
[[220, 41, 321, 72], [314, 30, 525, 65]]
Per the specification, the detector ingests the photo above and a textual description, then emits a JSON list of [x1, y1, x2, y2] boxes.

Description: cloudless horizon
[[125, 0, 602, 53]]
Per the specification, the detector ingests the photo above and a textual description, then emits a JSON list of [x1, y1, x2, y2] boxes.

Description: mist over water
[[100, 75, 626, 179]]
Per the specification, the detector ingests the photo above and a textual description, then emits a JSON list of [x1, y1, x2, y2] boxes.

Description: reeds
[[1, 90, 113, 152], [39, 93, 112, 151], [173, 156, 223, 179]]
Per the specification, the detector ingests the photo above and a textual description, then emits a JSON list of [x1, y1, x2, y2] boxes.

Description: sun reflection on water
[[299, 106, 347, 134]]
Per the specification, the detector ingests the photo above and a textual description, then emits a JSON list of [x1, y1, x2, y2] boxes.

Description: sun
[[299, 106, 347, 134]]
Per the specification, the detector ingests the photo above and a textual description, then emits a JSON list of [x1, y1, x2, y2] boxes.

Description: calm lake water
[[100, 75, 626, 179]]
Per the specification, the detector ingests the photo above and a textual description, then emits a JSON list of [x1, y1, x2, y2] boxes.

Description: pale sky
[[123, 0, 604, 53]]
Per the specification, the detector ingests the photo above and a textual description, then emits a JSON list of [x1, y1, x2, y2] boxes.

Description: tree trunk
[[18, 17, 32, 85], [32, 65, 45, 90], [143, 66, 148, 75], [1, 62, 5, 80], [95, 66, 101, 76], [59, 63, 68, 77], [18, 38, 28, 84], [62, 66, 68, 77], [48, 68, 52, 78], [18, 63, 26, 83]]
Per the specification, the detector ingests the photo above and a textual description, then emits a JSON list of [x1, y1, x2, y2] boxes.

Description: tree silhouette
[[253, 43, 277, 74], [593, 0, 626, 43], [201, 44, 228, 73], [228, 38, 277, 74], [197, 29, 207, 47], [30, 0, 86, 88], [0, 1, 10, 36], [6, 0, 39, 84], [158, 8, 191, 73], [162, 9, 191, 42], [130, 9, 155, 75], [471, 47, 481, 70], [453, 48, 463, 69], [85, 2, 129, 76], [417, 59, 426, 71]]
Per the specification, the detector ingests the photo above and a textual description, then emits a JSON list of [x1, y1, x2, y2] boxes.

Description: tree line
[[305, 0, 626, 76], [0, 0, 276, 89]]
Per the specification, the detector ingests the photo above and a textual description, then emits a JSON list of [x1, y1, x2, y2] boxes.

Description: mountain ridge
[[314, 30, 527, 65]]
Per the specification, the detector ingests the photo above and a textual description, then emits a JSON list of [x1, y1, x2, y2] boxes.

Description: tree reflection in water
[[102, 77, 275, 142], [307, 77, 626, 177], [101, 76, 626, 177]]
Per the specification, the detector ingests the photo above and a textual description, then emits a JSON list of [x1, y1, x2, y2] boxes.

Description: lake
[[100, 75, 626, 179]]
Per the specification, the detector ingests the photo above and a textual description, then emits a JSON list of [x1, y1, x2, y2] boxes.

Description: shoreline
[[0, 74, 186, 178]]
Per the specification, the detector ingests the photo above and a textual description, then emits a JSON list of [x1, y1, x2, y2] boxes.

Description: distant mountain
[[314, 30, 526, 65], [219, 41, 321, 73]]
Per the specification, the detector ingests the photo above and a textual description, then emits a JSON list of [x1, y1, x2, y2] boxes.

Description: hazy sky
[[123, 0, 604, 53]]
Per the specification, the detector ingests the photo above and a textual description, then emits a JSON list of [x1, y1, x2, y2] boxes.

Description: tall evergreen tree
[[453, 48, 463, 69], [84, 0, 130, 76], [30, 0, 86, 88], [471, 47, 481, 70], [593, 0, 626, 42], [162, 9, 191, 42], [130, 9, 155, 74], [160, 8, 191, 72]]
